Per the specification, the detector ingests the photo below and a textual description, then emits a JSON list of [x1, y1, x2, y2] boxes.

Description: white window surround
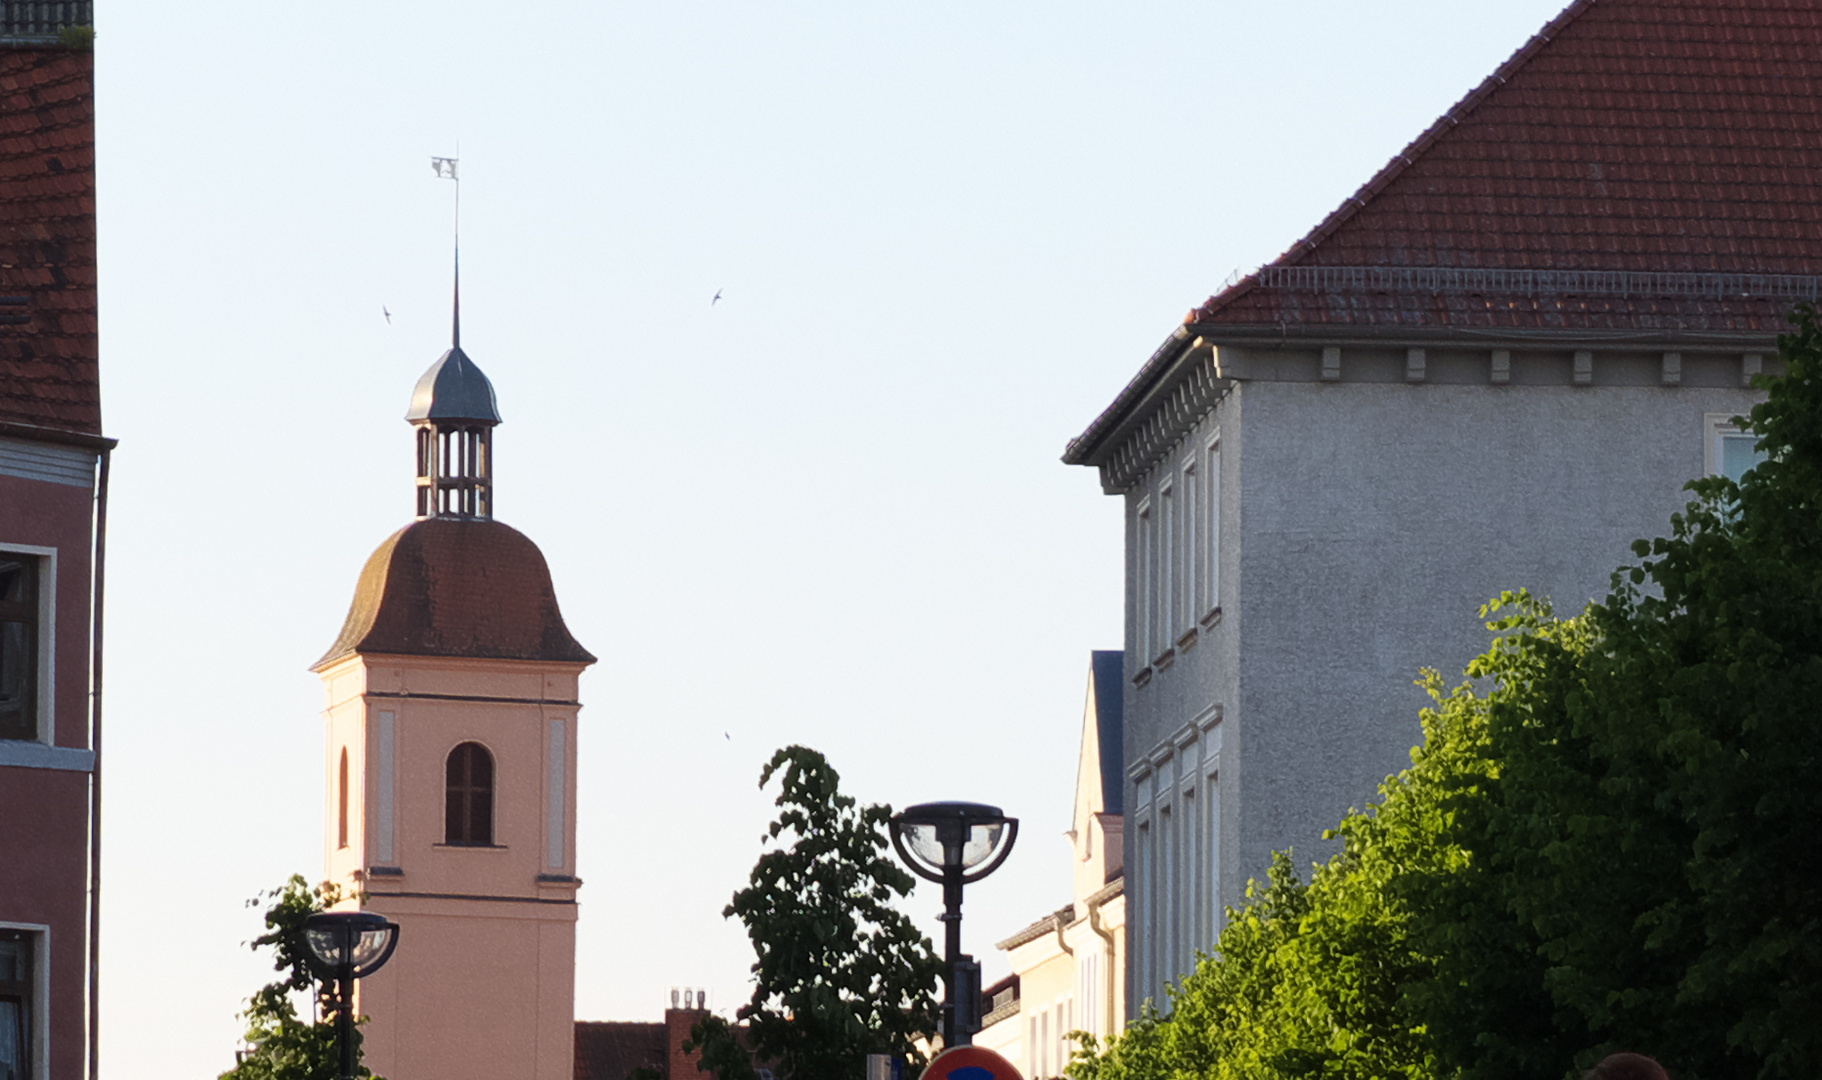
[[1203, 432, 1221, 624], [1136, 497, 1154, 670], [0, 542, 60, 765], [1180, 456, 1199, 644], [0, 921, 49, 1080], [1158, 479, 1175, 660], [1704, 412, 1766, 481]]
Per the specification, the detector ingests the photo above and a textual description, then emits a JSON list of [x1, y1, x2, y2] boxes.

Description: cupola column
[[414, 419, 493, 519]]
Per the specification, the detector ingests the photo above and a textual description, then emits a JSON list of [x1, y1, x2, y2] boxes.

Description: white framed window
[[1705, 413, 1767, 482], [1181, 458, 1199, 639], [1134, 815, 1152, 1001], [1203, 433, 1221, 620], [1203, 769, 1221, 946], [1136, 499, 1154, 664], [0, 924, 47, 1080], [0, 544, 55, 745], [1157, 480, 1174, 657]]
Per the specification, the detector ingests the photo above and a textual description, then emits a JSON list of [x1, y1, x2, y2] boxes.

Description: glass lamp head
[[890, 801, 1019, 884], [299, 911, 401, 979]]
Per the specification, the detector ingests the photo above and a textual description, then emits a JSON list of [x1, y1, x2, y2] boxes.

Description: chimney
[[666, 987, 712, 1080]]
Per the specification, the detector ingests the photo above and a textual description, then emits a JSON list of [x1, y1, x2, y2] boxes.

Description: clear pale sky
[[93, 2, 1567, 1074]]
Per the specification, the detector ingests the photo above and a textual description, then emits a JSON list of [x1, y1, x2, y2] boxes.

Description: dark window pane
[[0, 931, 32, 1080], [445, 742, 495, 846], [0, 558, 36, 743]]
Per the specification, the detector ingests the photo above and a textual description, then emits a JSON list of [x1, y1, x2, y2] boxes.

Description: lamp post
[[298, 911, 401, 1080], [889, 801, 1018, 1050]]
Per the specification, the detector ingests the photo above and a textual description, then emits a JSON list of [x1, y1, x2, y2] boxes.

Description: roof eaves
[[1061, 326, 1198, 467], [995, 904, 1077, 951], [0, 419, 114, 452]]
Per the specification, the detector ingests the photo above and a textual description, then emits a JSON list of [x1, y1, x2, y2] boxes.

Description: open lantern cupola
[[407, 343, 500, 519]]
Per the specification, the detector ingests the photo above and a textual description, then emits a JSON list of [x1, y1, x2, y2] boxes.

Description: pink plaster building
[[0, 11, 108, 1080], [314, 330, 594, 1080]]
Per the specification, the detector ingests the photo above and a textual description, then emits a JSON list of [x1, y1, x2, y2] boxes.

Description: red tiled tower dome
[[313, 517, 594, 668]]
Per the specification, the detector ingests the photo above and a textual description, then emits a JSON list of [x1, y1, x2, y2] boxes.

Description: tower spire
[[415, 153, 498, 520], [433, 152, 461, 348]]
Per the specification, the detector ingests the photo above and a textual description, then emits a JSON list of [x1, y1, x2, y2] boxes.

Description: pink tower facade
[[314, 341, 594, 1080]]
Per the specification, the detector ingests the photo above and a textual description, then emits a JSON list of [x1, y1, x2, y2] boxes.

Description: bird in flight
[[383, 306, 392, 324], [712, 289, 723, 306]]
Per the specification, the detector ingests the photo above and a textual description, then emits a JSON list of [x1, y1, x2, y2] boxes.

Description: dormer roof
[[407, 346, 500, 426]]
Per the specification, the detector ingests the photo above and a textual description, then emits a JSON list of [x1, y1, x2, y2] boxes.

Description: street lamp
[[298, 911, 401, 1080], [889, 801, 1018, 1050]]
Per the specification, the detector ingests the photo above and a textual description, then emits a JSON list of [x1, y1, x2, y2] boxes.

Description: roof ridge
[[1196, 0, 1603, 322]]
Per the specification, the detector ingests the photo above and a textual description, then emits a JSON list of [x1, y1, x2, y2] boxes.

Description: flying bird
[[383, 306, 392, 324], [712, 289, 723, 306]]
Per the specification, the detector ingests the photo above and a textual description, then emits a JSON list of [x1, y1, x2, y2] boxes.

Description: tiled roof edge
[[1199, 0, 1603, 322], [1061, 325, 1196, 466]]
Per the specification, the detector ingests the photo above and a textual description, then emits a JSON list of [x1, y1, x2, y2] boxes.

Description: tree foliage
[[1071, 308, 1822, 1080], [689, 745, 942, 1080], [220, 875, 381, 1080]]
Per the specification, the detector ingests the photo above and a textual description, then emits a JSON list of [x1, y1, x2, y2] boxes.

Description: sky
[[92, 1, 1568, 1074]]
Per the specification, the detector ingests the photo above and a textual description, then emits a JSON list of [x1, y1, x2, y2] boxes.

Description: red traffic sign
[[925, 1045, 1024, 1080]]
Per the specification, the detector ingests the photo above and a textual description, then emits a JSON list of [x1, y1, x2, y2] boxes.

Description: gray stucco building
[[1063, 0, 1817, 1012]]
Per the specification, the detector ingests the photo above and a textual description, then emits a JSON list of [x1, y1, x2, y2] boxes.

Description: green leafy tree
[[688, 745, 943, 1080], [220, 876, 382, 1080], [1426, 309, 1822, 1080]]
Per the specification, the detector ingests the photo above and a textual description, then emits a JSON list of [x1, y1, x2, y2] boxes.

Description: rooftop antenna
[[430, 149, 460, 347]]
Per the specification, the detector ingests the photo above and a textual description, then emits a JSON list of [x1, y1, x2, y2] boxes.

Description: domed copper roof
[[314, 518, 594, 669]]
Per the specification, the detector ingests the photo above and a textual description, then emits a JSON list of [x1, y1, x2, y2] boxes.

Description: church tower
[[312, 328, 595, 1080]]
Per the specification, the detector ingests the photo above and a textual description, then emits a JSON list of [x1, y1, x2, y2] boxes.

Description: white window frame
[[1203, 432, 1221, 623], [0, 542, 56, 746], [1704, 413, 1764, 481], [1135, 498, 1154, 665], [1128, 761, 1154, 1003], [1157, 480, 1174, 660], [1180, 456, 1199, 641], [0, 921, 50, 1080]]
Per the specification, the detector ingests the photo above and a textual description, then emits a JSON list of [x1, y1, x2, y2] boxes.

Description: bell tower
[[312, 324, 595, 1080]]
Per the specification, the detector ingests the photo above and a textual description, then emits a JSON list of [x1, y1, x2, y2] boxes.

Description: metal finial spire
[[431, 153, 461, 347]]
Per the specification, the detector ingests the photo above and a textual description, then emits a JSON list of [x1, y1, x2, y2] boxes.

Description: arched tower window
[[445, 741, 495, 846], [337, 749, 350, 849]]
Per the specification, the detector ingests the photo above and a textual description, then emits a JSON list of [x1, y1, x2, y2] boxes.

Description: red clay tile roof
[[0, 47, 97, 435], [574, 1022, 668, 1080], [1194, 0, 1822, 333], [314, 518, 596, 669]]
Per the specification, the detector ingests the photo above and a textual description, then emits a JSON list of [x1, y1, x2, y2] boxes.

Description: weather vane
[[431, 154, 460, 347]]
